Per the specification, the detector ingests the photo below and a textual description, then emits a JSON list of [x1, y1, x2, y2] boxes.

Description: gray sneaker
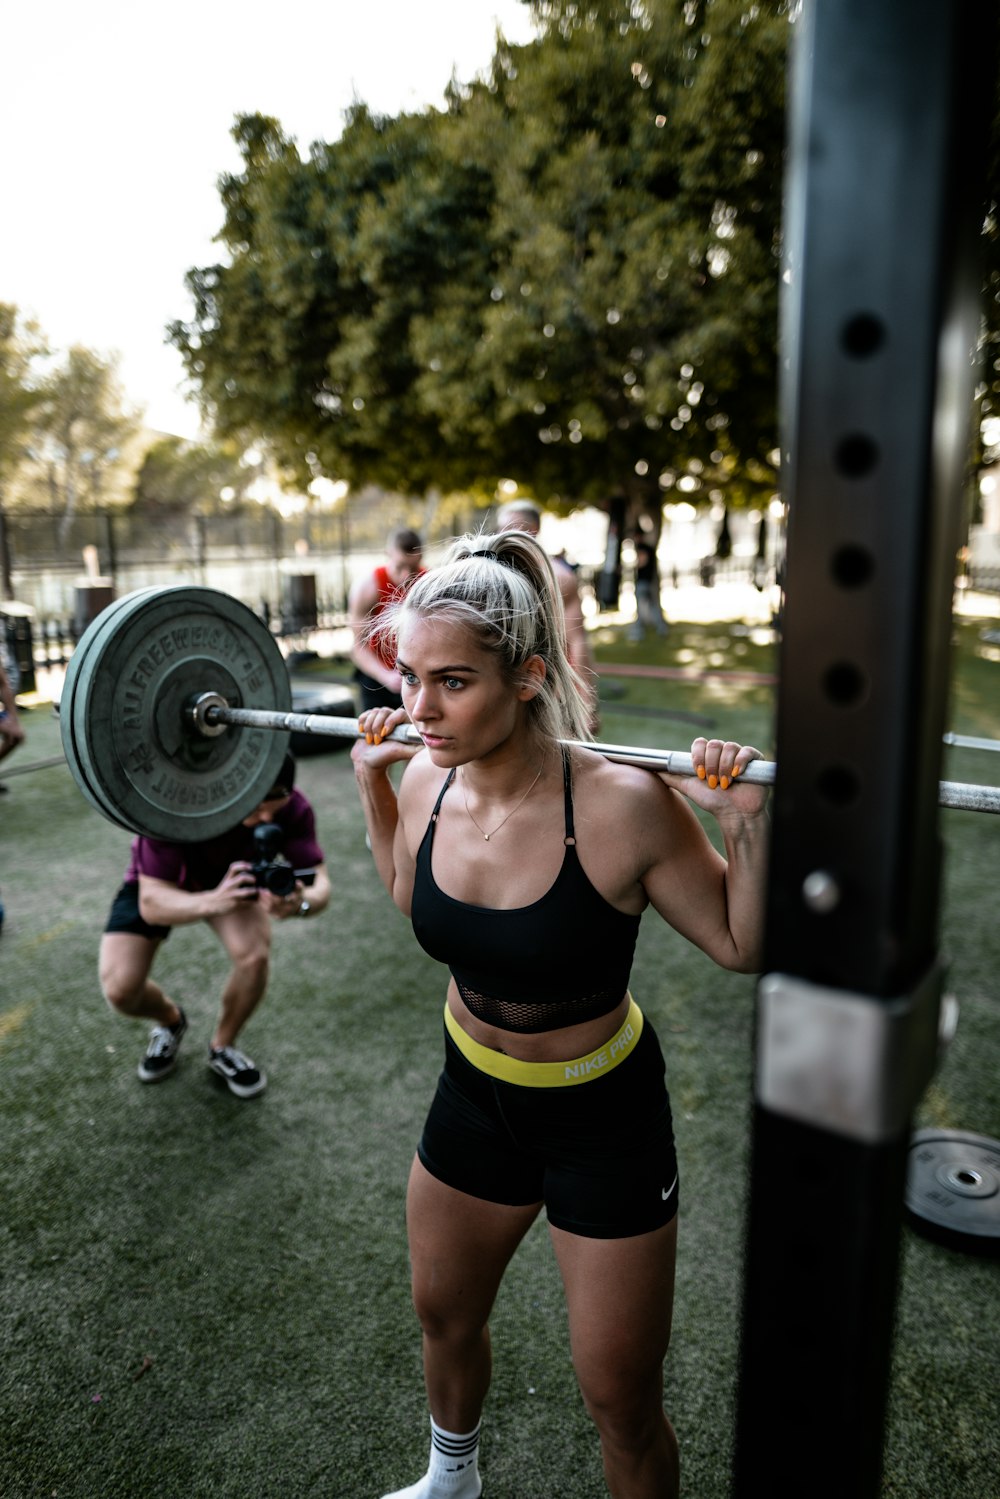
[[208, 1045, 267, 1098], [137, 1007, 188, 1083]]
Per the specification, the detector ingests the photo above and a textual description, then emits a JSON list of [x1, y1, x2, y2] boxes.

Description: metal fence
[[0, 494, 479, 598]]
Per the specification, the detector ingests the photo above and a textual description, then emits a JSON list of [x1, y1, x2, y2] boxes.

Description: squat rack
[[733, 4, 997, 1495]]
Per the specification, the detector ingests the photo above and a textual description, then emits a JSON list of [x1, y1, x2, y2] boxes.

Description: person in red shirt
[[349, 527, 425, 709], [98, 753, 330, 1097]]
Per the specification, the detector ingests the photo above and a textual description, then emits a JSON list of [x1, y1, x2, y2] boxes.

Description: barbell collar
[[188, 692, 231, 738]]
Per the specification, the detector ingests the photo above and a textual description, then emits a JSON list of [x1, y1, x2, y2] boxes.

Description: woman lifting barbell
[[350, 527, 770, 1499]]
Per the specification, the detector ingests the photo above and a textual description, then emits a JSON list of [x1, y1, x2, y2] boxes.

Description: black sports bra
[[410, 749, 641, 1034]]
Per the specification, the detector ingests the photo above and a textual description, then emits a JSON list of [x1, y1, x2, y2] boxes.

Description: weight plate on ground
[[68, 586, 291, 840], [60, 589, 161, 831], [904, 1128, 1000, 1256]]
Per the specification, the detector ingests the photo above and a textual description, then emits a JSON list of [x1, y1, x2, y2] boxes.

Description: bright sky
[[1, 0, 536, 440]]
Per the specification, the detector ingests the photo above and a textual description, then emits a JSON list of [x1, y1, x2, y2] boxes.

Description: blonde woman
[[351, 529, 769, 1499]]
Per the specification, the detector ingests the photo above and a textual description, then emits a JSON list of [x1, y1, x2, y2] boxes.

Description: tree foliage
[[977, 74, 1000, 480], [170, 0, 790, 527], [11, 347, 140, 536], [0, 304, 47, 497], [132, 435, 254, 516]]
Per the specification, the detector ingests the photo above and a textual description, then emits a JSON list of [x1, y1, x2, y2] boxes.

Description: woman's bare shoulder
[[398, 748, 449, 814], [570, 747, 683, 846], [570, 746, 674, 809]]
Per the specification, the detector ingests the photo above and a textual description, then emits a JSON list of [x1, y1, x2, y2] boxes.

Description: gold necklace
[[461, 764, 544, 841]]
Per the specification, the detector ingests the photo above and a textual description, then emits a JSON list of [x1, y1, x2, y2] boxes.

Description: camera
[[251, 825, 316, 898]]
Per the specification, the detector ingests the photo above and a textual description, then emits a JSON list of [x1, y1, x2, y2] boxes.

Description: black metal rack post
[[733, 3, 995, 1494]]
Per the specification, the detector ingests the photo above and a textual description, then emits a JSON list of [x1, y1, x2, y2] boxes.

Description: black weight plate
[[60, 589, 161, 831], [69, 587, 198, 832], [70, 588, 176, 832], [72, 586, 291, 840], [904, 1128, 1000, 1256]]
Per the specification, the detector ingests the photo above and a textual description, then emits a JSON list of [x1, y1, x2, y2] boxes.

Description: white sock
[[379, 1417, 482, 1499]]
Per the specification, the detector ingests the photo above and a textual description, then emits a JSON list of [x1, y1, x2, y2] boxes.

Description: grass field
[[1, 611, 998, 1498]]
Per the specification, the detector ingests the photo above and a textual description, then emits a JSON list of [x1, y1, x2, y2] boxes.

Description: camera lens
[[264, 865, 297, 897]]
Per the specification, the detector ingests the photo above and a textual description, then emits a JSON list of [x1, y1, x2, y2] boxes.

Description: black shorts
[[104, 882, 171, 941], [417, 1013, 679, 1240]]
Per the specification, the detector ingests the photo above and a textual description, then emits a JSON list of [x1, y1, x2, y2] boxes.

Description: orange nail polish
[[733, 764, 742, 776], [708, 774, 718, 790], [366, 732, 373, 744], [697, 765, 706, 780], [720, 775, 730, 789]]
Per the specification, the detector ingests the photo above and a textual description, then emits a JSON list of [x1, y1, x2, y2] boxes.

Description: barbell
[[57, 585, 1000, 841]]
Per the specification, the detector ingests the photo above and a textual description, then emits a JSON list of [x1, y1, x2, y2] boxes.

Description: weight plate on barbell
[[69, 588, 186, 833], [904, 1128, 1000, 1256], [60, 589, 163, 831], [65, 586, 292, 840]]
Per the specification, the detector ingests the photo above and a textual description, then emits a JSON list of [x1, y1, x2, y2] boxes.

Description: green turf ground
[[1, 614, 997, 1497]]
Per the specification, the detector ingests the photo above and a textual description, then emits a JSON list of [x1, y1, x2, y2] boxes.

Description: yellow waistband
[[443, 996, 643, 1088]]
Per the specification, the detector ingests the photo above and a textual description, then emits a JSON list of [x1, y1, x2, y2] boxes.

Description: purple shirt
[[124, 789, 323, 891]]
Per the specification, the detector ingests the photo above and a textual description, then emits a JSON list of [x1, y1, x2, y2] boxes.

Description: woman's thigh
[[405, 1155, 542, 1330], [549, 1216, 678, 1406]]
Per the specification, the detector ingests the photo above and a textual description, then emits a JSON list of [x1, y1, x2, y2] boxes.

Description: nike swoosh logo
[[661, 1174, 678, 1201]]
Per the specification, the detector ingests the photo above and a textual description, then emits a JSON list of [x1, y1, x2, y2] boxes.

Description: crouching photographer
[[98, 752, 330, 1098]]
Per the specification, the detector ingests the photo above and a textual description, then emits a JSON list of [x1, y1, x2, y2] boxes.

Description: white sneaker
[[137, 1008, 188, 1083], [208, 1044, 267, 1098]]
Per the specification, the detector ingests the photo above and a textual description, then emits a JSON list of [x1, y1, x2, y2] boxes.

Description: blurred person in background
[[0, 645, 25, 793], [629, 533, 669, 642], [496, 500, 599, 732], [350, 527, 426, 709]]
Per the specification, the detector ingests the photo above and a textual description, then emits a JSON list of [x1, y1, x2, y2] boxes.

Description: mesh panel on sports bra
[[455, 979, 628, 1034]]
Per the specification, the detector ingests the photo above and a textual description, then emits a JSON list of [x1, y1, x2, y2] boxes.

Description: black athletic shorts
[[104, 882, 171, 941], [417, 1012, 679, 1240]]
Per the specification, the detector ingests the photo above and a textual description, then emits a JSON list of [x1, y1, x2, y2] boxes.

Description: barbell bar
[[942, 731, 1000, 753], [190, 690, 779, 781], [0, 754, 71, 781], [188, 692, 1000, 814], [58, 586, 1000, 841]]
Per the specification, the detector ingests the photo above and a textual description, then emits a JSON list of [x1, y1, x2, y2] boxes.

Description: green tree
[[0, 304, 46, 498], [0, 305, 48, 595], [132, 435, 255, 516], [170, 106, 491, 496], [14, 346, 140, 541], [171, 1, 790, 537], [415, 0, 787, 528], [976, 82, 1000, 487]]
